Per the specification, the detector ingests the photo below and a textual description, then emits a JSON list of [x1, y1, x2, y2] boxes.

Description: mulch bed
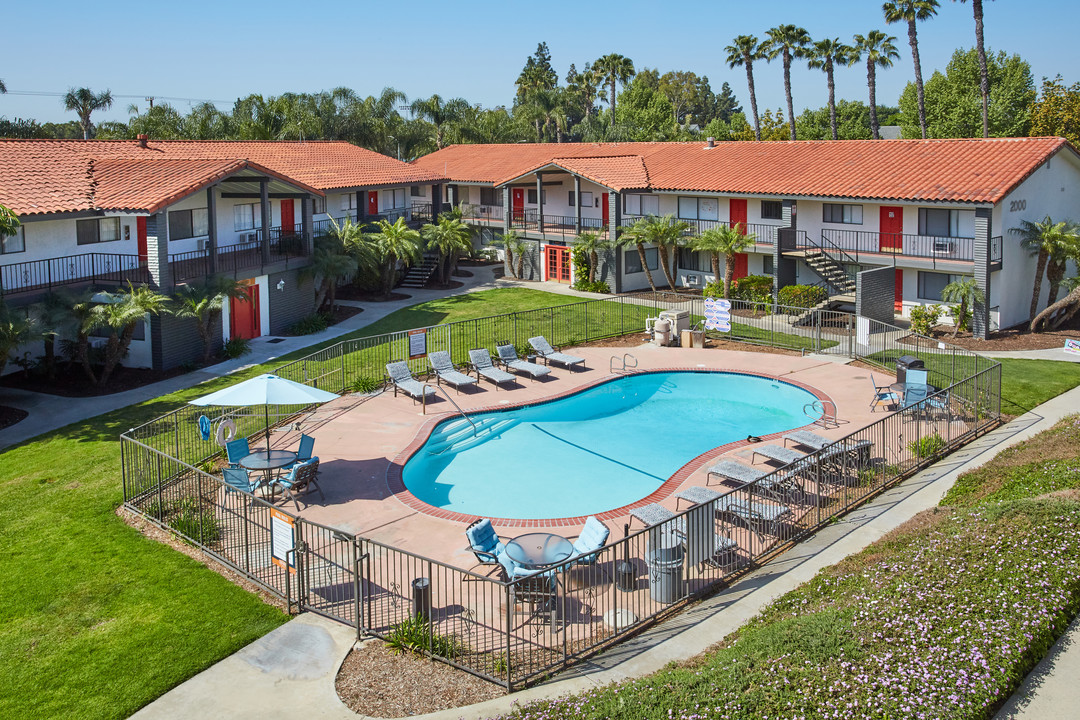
[[921, 316, 1080, 351], [0, 405, 29, 430], [336, 641, 503, 718], [0, 364, 190, 398], [276, 305, 364, 337]]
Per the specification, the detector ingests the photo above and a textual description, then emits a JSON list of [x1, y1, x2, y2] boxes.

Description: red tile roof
[[0, 140, 444, 217], [518, 155, 650, 192], [413, 137, 1073, 204]]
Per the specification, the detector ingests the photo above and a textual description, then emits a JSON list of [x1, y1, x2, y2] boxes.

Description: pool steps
[[426, 417, 516, 455]]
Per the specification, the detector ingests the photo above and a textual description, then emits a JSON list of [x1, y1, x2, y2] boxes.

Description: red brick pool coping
[[386, 367, 833, 528]]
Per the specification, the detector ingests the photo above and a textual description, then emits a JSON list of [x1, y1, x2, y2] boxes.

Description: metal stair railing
[[804, 234, 859, 293], [609, 352, 639, 375], [420, 383, 478, 437]]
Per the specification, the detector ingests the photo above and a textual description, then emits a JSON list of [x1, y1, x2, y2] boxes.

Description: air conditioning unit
[[933, 239, 955, 255], [240, 232, 258, 243], [685, 274, 702, 287]]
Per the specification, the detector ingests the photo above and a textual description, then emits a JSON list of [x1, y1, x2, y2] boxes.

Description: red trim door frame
[[729, 198, 747, 234], [367, 191, 379, 217], [880, 206, 903, 252], [136, 216, 148, 264], [230, 284, 261, 339], [512, 188, 525, 223], [602, 193, 610, 226], [894, 269, 904, 313], [279, 198, 295, 235], [545, 245, 571, 283]]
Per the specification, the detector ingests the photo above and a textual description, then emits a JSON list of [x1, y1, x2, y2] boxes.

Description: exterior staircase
[[790, 248, 858, 327], [399, 253, 440, 289]]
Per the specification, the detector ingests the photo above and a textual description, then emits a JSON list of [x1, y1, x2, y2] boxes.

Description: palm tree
[[940, 277, 985, 336], [368, 217, 423, 298], [852, 31, 900, 140], [593, 54, 636, 128], [621, 215, 692, 291], [491, 230, 529, 279], [883, 0, 940, 139], [0, 204, 19, 238], [173, 278, 248, 363], [1031, 277, 1080, 332], [573, 232, 612, 284], [409, 95, 471, 149], [726, 35, 765, 141], [35, 292, 72, 381], [1011, 217, 1076, 324], [764, 25, 812, 141], [69, 293, 101, 384], [807, 38, 856, 141], [92, 283, 170, 386], [0, 303, 34, 379], [1044, 224, 1080, 309], [422, 214, 473, 285], [693, 226, 757, 298], [953, 0, 993, 138], [63, 87, 113, 140]]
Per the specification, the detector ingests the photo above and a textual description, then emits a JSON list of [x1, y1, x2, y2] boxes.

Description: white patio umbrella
[[190, 373, 339, 452]]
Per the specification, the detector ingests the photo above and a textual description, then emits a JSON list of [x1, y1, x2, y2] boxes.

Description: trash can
[[411, 577, 431, 619], [895, 355, 925, 385], [646, 527, 684, 604]]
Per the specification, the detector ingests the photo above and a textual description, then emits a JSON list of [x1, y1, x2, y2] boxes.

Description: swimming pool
[[401, 371, 821, 520]]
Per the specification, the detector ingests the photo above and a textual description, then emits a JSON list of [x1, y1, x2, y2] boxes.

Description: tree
[[659, 70, 704, 124], [491, 230, 529, 279], [713, 82, 742, 124], [565, 63, 600, 121], [897, 48, 1035, 139], [368, 217, 422, 298], [422, 213, 473, 285], [852, 31, 900, 139], [91, 283, 170, 386], [883, 0, 940, 139], [69, 294, 101, 384], [1010, 216, 1079, 327], [1031, 276, 1080, 332], [764, 25, 813, 141], [796, 100, 877, 140], [940, 277, 985, 336], [807, 38, 856, 140], [34, 292, 72, 381], [573, 232, 612, 284], [173, 278, 248, 363], [0, 303, 34, 379], [0, 203, 19, 238], [63, 87, 113, 140], [621, 215, 692, 291], [693, 226, 756, 298], [953, 0, 995, 137], [516, 42, 558, 103], [731, 108, 791, 141], [409, 95, 471, 149], [610, 79, 680, 141], [726, 35, 766, 141], [593, 54, 636, 128], [1030, 76, 1080, 145]]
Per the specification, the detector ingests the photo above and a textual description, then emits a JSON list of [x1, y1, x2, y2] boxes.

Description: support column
[[773, 199, 798, 302], [206, 187, 218, 275], [357, 190, 366, 224], [431, 183, 443, 218], [973, 207, 992, 340], [146, 212, 171, 290], [609, 191, 622, 293], [259, 178, 271, 265], [302, 195, 314, 255], [450, 184, 460, 208], [502, 186, 511, 233], [536, 172, 544, 234], [574, 176, 582, 234]]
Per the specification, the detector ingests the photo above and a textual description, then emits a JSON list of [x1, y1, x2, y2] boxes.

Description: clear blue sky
[[3, 0, 1076, 125]]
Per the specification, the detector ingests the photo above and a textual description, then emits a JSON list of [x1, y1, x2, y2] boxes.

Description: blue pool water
[[402, 371, 820, 520]]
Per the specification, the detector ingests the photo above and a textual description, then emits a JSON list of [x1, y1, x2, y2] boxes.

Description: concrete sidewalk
[[131, 384, 1080, 720]]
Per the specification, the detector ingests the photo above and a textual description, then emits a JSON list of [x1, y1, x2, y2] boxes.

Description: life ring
[[216, 418, 237, 447]]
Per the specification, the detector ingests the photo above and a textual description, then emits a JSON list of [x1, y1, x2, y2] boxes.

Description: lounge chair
[[386, 361, 436, 403], [225, 437, 250, 468], [869, 373, 900, 412], [528, 336, 586, 371], [465, 518, 519, 579], [428, 351, 478, 393], [781, 429, 832, 451], [495, 344, 551, 381], [707, 459, 804, 504], [274, 457, 323, 510], [467, 348, 517, 389], [673, 488, 790, 538], [634, 497, 738, 568], [750, 444, 807, 467]]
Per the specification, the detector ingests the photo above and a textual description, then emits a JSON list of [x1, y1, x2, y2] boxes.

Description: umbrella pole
[[265, 405, 271, 454]]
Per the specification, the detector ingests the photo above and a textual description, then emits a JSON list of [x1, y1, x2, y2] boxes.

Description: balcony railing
[[510, 210, 608, 238], [0, 252, 150, 297], [814, 229, 1003, 268], [461, 204, 505, 223], [170, 235, 309, 285], [620, 215, 781, 245]]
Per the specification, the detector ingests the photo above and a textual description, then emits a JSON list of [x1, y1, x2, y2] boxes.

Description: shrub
[[223, 337, 250, 359], [287, 313, 330, 335], [351, 375, 383, 394], [909, 304, 944, 336], [777, 284, 829, 309], [731, 274, 773, 303], [702, 281, 723, 299], [908, 433, 947, 459], [385, 615, 459, 658], [570, 245, 590, 282], [167, 498, 221, 545], [572, 280, 610, 293]]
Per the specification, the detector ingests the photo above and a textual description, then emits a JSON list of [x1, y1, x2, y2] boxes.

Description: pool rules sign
[[704, 298, 731, 332]]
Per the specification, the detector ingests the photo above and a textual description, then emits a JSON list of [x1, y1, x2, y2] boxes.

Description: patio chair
[[225, 437, 250, 468], [567, 516, 611, 581], [274, 457, 324, 511], [221, 467, 262, 494], [781, 429, 832, 451], [385, 362, 436, 403], [637, 495, 738, 569], [510, 570, 559, 630], [296, 433, 315, 462], [707, 459, 803, 504], [869, 373, 900, 412], [750, 444, 807, 467], [495, 344, 551, 381], [464, 518, 519, 579], [528, 336, 586, 372], [467, 349, 517, 390], [428, 351, 478, 393]]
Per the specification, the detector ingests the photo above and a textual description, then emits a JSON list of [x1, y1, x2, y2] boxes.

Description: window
[[233, 203, 263, 231], [340, 193, 357, 212], [678, 196, 698, 219], [76, 217, 121, 245], [410, 185, 422, 197], [917, 271, 956, 301], [526, 189, 546, 204], [822, 204, 863, 224], [167, 208, 209, 240], [625, 247, 658, 274], [313, 196, 327, 214], [624, 194, 658, 216], [1, 226, 25, 254], [580, 191, 593, 208], [678, 197, 718, 221], [918, 208, 961, 237], [382, 188, 406, 210], [677, 247, 702, 271], [763, 254, 774, 275], [480, 187, 499, 206], [761, 200, 783, 220]]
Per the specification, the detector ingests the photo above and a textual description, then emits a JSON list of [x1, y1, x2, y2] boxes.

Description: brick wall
[[856, 265, 896, 324]]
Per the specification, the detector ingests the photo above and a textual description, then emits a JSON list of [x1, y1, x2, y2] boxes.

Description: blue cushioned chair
[[274, 457, 323, 510], [465, 518, 518, 579], [296, 433, 315, 462], [222, 467, 262, 494], [225, 437, 250, 468], [568, 516, 611, 582]]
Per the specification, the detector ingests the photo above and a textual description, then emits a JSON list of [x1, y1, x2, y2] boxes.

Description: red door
[[136, 216, 148, 264], [367, 191, 379, 217], [733, 253, 749, 280], [279, 198, 294, 235], [894, 269, 904, 313], [880, 206, 903, 252], [602, 193, 609, 226], [512, 188, 525, 223], [230, 284, 260, 340], [729, 199, 749, 278], [546, 246, 571, 283]]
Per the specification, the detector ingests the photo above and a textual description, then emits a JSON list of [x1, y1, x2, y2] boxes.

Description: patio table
[[506, 532, 573, 570], [240, 450, 298, 494]]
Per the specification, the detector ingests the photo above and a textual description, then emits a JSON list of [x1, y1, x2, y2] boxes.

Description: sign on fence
[[704, 297, 731, 332], [408, 329, 427, 359], [270, 509, 296, 573], [1065, 338, 1080, 356]]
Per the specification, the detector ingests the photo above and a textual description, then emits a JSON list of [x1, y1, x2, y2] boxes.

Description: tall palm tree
[[92, 283, 170, 386], [0, 204, 19, 238], [368, 217, 423, 298], [883, 0, 940, 139], [409, 94, 471, 149], [693, 226, 757, 298], [573, 232, 612, 284], [491, 230, 529, 279], [953, 0, 994, 138], [764, 25, 812, 141], [593, 54, 636, 128], [422, 214, 473, 285], [35, 292, 74, 381], [940, 277, 985, 336], [852, 31, 900, 140], [63, 87, 113, 140], [173, 278, 248, 363], [726, 35, 765, 141], [1011, 216, 1076, 324], [807, 38, 856, 140], [621, 215, 691, 291]]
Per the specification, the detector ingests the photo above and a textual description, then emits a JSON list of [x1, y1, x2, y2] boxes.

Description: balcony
[[620, 215, 782, 246], [0, 252, 151, 298], [169, 232, 309, 286], [808, 229, 1003, 270]]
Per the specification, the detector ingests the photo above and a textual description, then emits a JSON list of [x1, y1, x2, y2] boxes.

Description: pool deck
[[275, 341, 887, 569]]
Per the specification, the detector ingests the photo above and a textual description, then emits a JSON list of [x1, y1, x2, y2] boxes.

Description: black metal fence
[[0, 252, 150, 297], [121, 292, 1002, 690]]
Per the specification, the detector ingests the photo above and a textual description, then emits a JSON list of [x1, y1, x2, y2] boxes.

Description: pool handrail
[[609, 352, 639, 375], [421, 382, 478, 437]]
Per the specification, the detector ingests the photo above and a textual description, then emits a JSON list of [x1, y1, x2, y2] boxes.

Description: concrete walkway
[[131, 383, 1080, 720], [979, 347, 1080, 362]]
